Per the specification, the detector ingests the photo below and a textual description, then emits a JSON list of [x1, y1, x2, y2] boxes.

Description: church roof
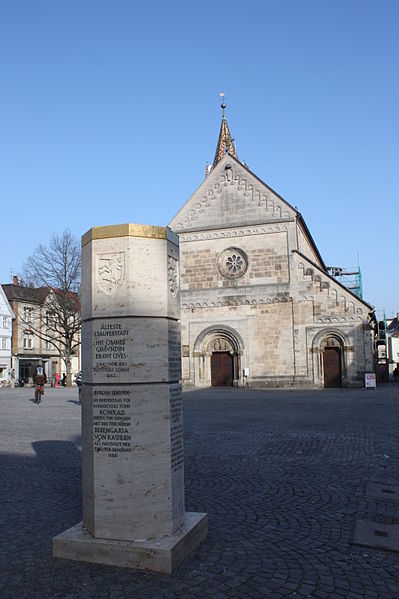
[[211, 101, 237, 170]]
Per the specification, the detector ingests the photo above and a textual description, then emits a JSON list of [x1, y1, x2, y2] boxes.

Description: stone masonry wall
[[250, 300, 294, 377], [180, 231, 289, 291], [181, 300, 295, 384]]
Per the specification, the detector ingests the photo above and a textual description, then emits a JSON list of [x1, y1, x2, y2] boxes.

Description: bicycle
[[35, 384, 42, 404]]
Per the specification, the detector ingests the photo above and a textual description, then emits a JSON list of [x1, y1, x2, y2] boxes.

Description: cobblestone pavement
[[0, 385, 399, 598]]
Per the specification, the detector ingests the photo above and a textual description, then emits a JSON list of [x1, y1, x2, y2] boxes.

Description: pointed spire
[[212, 95, 237, 169]]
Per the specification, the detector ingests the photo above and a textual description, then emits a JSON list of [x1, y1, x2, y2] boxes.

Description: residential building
[[387, 314, 399, 379], [2, 277, 80, 384], [0, 285, 14, 385]]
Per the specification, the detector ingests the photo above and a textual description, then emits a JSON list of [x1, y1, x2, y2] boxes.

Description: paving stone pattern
[[0, 385, 398, 598]]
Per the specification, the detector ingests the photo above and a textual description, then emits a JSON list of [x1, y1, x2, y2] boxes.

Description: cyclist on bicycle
[[33, 364, 47, 403]]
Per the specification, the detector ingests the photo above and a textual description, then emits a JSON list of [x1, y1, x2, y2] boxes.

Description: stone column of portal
[[53, 224, 207, 573]]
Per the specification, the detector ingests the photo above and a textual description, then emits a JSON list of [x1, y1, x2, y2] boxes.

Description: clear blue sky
[[1, 0, 398, 316]]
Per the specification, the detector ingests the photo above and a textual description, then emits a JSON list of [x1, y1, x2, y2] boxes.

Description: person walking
[[75, 371, 82, 404]]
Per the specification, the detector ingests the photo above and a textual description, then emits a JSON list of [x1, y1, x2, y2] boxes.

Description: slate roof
[[212, 105, 237, 169], [2, 284, 48, 304], [1, 284, 80, 310]]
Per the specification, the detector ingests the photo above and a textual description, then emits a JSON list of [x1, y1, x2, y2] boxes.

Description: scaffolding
[[327, 265, 363, 299]]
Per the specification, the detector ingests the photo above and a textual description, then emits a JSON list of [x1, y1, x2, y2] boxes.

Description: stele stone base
[[53, 512, 208, 574]]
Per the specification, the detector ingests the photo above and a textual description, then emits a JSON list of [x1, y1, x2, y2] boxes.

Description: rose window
[[217, 247, 248, 279], [226, 254, 244, 274]]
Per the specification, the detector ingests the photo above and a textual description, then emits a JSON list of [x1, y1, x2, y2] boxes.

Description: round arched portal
[[312, 331, 346, 388], [194, 325, 244, 387]]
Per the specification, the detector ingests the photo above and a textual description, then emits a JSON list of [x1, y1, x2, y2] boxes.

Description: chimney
[[13, 276, 19, 286]]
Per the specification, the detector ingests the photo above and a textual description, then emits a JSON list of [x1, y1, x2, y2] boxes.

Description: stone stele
[[53, 224, 207, 573]]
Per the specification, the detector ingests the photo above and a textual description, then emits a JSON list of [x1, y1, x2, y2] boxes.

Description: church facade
[[169, 109, 374, 388]]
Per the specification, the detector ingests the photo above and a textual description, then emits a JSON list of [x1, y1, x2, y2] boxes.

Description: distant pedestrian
[[61, 373, 66, 387], [54, 372, 60, 387], [393, 366, 399, 382], [11, 369, 15, 388], [75, 371, 82, 404]]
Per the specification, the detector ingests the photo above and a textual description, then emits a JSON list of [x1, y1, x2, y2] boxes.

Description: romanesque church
[[168, 105, 374, 388]]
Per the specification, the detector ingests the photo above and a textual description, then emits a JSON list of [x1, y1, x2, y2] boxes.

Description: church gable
[[169, 154, 297, 233], [293, 251, 372, 322]]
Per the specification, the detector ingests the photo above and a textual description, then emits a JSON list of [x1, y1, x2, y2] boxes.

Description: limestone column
[[53, 224, 207, 573]]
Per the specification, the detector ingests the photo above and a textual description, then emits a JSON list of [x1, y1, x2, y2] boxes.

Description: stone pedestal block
[[80, 224, 180, 321], [82, 383, 185, 540], [52, 223, 207, 572], [53, 513, 208, 574], [82, 317, 181, 384]]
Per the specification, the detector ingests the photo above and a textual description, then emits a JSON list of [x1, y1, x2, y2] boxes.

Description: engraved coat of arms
[[96, 252, 125, 295], [168, 256, 178, 297]]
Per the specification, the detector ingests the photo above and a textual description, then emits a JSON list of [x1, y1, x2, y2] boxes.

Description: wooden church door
[[323, 348, 342, 388], [211, 352, 234, 386]]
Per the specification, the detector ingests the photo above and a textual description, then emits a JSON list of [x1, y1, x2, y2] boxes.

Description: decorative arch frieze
[[174, 163, 293, 230], [347, 301, 355, 314], [296, 262, 364, 316], [182, 295, 292, 312], [315, 316, 364, 323], [179, 224, 289, 243]]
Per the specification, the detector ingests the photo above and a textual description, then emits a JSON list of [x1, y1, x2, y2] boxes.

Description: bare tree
[[20, 230, 81, 386]]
